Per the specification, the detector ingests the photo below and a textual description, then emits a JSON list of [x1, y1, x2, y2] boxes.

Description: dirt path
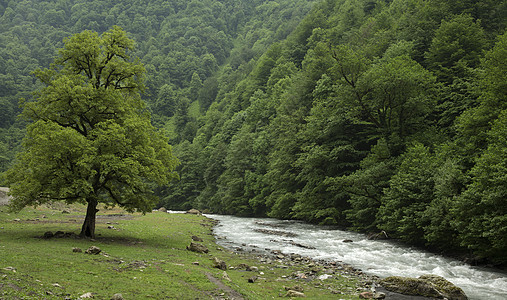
[[205, 272, 244, 300], [0, 187, 10, 206]]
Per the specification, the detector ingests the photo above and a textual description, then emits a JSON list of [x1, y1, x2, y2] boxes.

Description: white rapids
[[206, 214, 507, 300]]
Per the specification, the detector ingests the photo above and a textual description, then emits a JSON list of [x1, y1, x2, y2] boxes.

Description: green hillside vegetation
[[1, 0, 506, 267]]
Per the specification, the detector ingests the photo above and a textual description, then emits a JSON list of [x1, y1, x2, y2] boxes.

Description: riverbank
[[0, 203, 374, 299], [209, 214, 507, 300]]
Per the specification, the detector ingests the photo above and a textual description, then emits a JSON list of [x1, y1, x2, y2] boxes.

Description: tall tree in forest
[[4, 27, 179, 238]]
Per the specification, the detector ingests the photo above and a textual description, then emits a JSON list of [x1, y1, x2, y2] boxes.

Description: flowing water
[[206, 214, 507, 300]]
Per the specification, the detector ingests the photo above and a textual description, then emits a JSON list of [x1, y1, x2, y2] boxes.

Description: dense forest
[[1, 0, 506, 266]]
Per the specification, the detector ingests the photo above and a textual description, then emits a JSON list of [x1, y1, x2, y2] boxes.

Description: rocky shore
[[207, 213, 468, 299], [219, 242, 468, 299]]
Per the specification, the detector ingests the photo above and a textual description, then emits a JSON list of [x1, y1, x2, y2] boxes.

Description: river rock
[[186, 209, 201, 215], [212, 257, 227, 270], [419, 274, 468, 300], [380, 275, 468, 299], [187, 242, 209, 253], [158, 207, 167, 212], [85, 246, 102, 255]]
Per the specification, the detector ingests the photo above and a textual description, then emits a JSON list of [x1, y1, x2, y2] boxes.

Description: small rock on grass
[[222, 271, 231, 282], [284, 285, 304, 292], [85, 246, 101, 255], [111, 293, 124, 300], [285, 290, 305, 297], [73, 247, 83, 253], [212, 257, 227, 270], [187, 242, 209, 254], [80, 292, 94, 298]]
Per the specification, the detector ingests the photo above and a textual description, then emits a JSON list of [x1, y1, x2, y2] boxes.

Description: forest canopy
[[1, 0, 506, 265]]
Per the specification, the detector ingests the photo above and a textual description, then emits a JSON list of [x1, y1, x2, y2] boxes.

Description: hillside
[[1, 0, 507, 267], [158, 0, 507, 266], [0, 0, 318, 169]]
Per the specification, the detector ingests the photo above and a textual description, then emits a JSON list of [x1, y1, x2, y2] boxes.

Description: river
[[206, 214, 507, 300]]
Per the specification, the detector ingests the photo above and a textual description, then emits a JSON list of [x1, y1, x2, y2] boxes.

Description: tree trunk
[[80, 198, 99, 238]]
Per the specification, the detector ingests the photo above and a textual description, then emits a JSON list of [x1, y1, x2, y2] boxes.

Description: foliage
[[4, 27, 179, 238], [1, 0, 506, 265]]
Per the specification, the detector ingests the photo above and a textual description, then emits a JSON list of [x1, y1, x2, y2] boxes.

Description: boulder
[[380, 275, 468, 300], [187, 242, 209, 253], [212, 257, 227, 270], [72, 247, 83, 253], [85, 246, 102, 255], [158, 207, 167, 212], [186, 209, 201, 215], [419, 275, 468, 300], [248, 276, 258, 283]]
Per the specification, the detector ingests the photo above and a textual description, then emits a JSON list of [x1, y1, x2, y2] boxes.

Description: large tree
[[4, 26, 179, 238]]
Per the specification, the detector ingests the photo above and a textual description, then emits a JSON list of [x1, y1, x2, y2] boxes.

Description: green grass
[[0, 204, 363, 299]]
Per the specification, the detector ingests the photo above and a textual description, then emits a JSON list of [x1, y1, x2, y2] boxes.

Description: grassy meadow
[[0, 203, 363, 299]]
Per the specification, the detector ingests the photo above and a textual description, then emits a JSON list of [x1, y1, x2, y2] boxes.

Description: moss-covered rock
[[418, 275, 468, 300], [380, 274, 468, 300]]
